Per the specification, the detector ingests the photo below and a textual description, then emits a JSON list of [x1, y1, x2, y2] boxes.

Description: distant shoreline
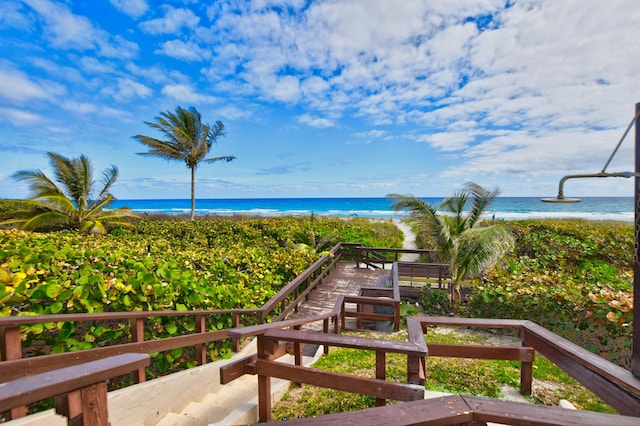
[[109, 197, 635, 222]]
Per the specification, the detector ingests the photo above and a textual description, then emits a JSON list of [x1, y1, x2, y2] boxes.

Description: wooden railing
[[225, 316, 427, 423], [0, 243, 347, 421], [411, 316, 640, 417], [355, 246, 438, 269], [0, 353, 149, 424], [2, 244, 640, 424], [222, 314, 640, 423], [257, 395, 640, 425]]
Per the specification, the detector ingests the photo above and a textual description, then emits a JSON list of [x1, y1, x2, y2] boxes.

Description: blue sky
[[1, 0, 640, 200]]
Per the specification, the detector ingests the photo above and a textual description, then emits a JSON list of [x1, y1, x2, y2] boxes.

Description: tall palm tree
[[7, 152, 138, 234], [133, 106, 236, 220], [389, 182, 514, 305]]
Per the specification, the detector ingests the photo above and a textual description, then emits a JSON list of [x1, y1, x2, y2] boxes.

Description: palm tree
[[7, 152, 138, 234], [133, 106, 236, 220], [389, 182, 514, 306]]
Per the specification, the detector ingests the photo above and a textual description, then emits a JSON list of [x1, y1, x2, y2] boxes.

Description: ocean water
[[109, 197, 635, 222]]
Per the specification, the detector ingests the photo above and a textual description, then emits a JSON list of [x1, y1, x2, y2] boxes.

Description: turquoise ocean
[[110, 197, 635, 222]]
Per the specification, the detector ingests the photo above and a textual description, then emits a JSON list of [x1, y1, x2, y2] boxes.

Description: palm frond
[[134, 106, 232, 220], [94, 165, 118, 204], [203, 155, 236, 163], [12, 169, 64, 198], [31, 194, 77, 214], [465, 181, 499, 227], [21, 211, 71, 230]]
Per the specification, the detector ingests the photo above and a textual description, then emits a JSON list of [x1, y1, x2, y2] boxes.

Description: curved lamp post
[[541, 103, 640, 378]]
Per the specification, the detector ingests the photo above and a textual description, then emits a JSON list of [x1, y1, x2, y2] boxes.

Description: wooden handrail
[[413, 316, 640, 417], [0, 353, 149, 424], [0, 329, 229, 382], [257, 394, 640, 426]]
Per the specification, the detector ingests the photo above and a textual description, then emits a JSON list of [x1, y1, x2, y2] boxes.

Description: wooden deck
[[287, 261, 386, 331]]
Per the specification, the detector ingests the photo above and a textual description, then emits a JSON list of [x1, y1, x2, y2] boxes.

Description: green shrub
[[465, 220, 633, 368], [0, 216, 402, 376]]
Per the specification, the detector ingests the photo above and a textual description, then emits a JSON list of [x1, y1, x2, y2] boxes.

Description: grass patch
[[272, 327, 614, 420]]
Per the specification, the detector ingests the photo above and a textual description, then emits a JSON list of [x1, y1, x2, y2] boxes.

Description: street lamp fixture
[[541, 103, 640, 379]]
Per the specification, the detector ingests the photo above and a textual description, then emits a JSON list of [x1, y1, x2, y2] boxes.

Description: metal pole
[[633, 102, 640, 378]]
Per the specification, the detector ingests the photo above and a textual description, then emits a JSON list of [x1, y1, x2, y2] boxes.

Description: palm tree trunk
[[190, 166, 195, 221]]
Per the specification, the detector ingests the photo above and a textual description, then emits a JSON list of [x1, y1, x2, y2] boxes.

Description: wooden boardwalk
[[287, 261, 387, 331]]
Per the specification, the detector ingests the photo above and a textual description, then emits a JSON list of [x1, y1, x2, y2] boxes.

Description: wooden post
[[80, 382, 108, 426], [406, 355, 425, 386], [54, 383, 109, 426], [293, 325, 302, 387], [232, 312, 241, 352], [521, 359, 533, 395], [1, 326, 26, 419], [375, 351, 386, 407], [257, 336, 272, 422], [55, 390, 82, 424], [130, 318, 146, 383], [195, 314, 207, 366]]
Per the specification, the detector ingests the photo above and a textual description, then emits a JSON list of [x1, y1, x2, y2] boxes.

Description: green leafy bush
[[465, 220, 633, 368], [0, 216, 402, 376]]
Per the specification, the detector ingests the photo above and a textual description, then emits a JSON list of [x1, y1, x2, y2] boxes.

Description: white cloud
[[156, 39, 211, 62], [103, 78, 153, 102], [417, 132, 474, 152], [61, 101, 98, 114], [140, 6, 200, 35], [0, 64, 62, 103], [214, 105, 253, 121], [161, 84, 219, 104], [0, 107, 46, 125], [109, 0, 149, 19], [22, 0, 138, 58], [297, 113, 334, 128]]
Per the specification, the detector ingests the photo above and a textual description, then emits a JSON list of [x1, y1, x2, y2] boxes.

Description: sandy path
[[393, 221, 420, 262]]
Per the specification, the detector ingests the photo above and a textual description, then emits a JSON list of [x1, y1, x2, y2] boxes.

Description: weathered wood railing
[[225, 318, 427, 423], [258, 242, 346, 323], [258, 395, 640, 425], [355, 246, 438, 269], [412, 316, 640, 417], [2, 244, 640, 424], [0, 353, 149, 424], [395, 261, 450, 288], [221, 312, 640, 422], [0, 242, 366, 421]]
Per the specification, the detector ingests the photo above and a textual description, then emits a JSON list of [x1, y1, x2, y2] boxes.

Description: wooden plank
[[255, 359, 424, 402], [228, 315, 333, 339], [258, 395, 473, 425], [264, 329, 426, 356], [80, 382, 108, 426], [522, 322, 640, 416], [405, 316, 428, 353], [426, 343, 535, 362], [220, 354, 257, 384], [417, 315, 528, 329], [0, 329, 228, 382], [0, 353, 149, 412], [464, 395, 640, 426], [0, 309, 261, 327]]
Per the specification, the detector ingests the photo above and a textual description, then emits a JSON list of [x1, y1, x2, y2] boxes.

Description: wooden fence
[[1, 244, 640, 424]]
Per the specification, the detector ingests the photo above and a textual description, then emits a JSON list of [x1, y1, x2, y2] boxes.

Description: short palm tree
[[389, 182, 514, 306], [133, 106, 235, 220], [7, 152, 138, 234]]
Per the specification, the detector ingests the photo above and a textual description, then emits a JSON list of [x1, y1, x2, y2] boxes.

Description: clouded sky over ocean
[[1, 0, 639, 200]]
